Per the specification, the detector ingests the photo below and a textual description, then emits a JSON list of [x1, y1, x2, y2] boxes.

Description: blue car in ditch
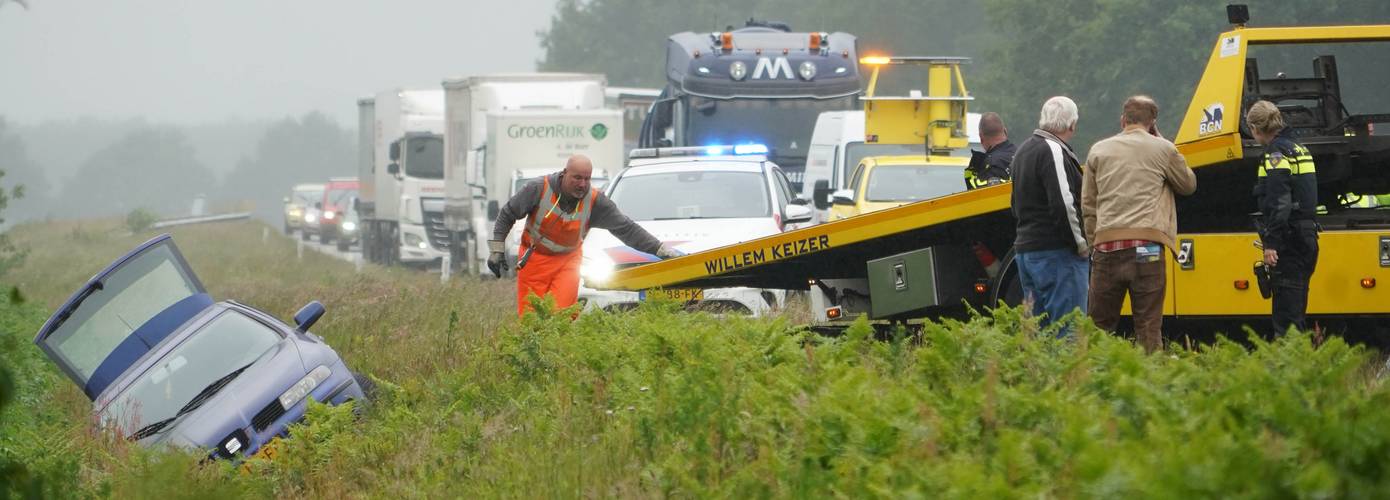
[[33, 234, 365, 459]]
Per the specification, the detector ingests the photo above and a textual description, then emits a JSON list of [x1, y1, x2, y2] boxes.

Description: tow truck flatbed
[[599, 184, 1012, 291]]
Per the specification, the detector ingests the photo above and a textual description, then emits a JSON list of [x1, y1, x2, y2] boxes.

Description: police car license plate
[[640, 288, 704, 302]]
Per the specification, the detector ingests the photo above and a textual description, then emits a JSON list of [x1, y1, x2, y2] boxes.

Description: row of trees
[[0, 112, 354, 225], [539, 0, 1390, 150]]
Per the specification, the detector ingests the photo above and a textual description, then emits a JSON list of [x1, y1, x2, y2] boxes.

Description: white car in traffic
[[578, 145, 811, 315]]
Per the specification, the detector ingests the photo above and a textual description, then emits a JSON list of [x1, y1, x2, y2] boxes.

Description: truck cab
[[364, 88, 448, 266], [639, 20, 862, 192]]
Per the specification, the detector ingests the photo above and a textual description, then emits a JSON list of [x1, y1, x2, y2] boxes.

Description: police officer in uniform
[[1247, 100, 1319, 334], [965, 112, 1017, 189]]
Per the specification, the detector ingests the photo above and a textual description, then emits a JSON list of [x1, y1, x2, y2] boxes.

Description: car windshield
[[609, 170, 769, 220], [405, 136, 444, 179], [103, 310, 281, 438], [843, 143, 925, 184], [293, 190, 323, 206], [326, 189, 358, 208], [865, 164, 968, 202]]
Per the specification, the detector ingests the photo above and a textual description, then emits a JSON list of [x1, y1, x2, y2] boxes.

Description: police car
[[578, 145, 811, 315], [33, 234, 366, 460]]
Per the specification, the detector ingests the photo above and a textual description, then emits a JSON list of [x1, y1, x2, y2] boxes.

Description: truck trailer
[[441, 73, 608, 276]]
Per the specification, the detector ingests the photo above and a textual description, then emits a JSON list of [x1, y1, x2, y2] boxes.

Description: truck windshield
[[609, 170, 770, 221], [684, 96, 855, 158], [102, 310, 281, 439], [405, 136, 444, 179], [865, 164, 967, 202]]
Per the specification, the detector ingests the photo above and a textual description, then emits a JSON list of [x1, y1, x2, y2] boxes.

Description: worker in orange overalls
[[489, 154, 682, 316]]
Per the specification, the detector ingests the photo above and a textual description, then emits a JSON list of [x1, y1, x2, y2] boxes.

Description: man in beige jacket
[[1082, 96, 1197, 352]]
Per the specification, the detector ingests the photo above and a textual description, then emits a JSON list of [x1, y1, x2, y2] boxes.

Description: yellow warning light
[[860, 56, 892, 65]]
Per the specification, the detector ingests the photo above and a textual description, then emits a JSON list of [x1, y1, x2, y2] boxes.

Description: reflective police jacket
[[1253, 130, 1318, 252]]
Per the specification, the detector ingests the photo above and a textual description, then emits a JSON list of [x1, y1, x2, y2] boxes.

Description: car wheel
[[283, 222, 291, 235], [320, 232, 332, 244], [337, 239, 350, 252]]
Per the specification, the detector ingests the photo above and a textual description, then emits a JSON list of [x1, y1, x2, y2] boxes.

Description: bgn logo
[[1199, 103, 1224, 135], [752, 57, 794, 79]]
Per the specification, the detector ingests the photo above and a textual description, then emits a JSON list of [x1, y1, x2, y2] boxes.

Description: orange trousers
[[515, 247, 583, 317]]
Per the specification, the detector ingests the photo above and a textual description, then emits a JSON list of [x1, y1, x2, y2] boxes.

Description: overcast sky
[[0, 0, 556, 125]]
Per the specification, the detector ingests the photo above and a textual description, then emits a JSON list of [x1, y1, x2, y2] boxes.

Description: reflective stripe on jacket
[[523, 176, 597, 255], [1253, 133, 1318, 252]]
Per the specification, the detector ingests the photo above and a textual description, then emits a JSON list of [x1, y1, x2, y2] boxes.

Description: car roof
[[621, 158, 771, 176], [862, 155, 970, 167], [293, 183, 326, 192]]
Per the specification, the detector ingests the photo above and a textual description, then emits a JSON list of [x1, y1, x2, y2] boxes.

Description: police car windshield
[[685, 96, 854, 154], [103, 310, 281, 439], [865, 164, 968, 202], [609, 171, 770, 220]]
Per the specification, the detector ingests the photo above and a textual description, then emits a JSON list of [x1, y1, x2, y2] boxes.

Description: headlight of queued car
[[342, 221, 357, 233], [304, 213, 318, 224], [323, 211, 336, 221], [279, 365, 331, 409]]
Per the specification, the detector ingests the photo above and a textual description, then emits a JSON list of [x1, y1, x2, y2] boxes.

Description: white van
[[802, 111, 980, 221]]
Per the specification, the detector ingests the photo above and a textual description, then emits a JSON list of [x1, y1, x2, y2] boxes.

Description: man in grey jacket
[[490, 155, 681, 316]]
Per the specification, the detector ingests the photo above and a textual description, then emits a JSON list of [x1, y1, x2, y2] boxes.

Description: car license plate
[[640, 288, 704, 302], [240, 438, 282, 473]]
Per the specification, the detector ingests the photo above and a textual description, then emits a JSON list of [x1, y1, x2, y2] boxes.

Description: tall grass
[[3, 219, 1389, 498]]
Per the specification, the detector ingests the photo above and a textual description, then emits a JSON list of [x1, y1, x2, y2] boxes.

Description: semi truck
[[440, 74, 608, 276], [638, 19, 862, 192], [358, 88, 447, 266], [598, 14, 1390, 338]]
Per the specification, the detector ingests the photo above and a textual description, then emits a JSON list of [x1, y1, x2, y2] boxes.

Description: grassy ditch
[[2, 219, 1390, 498]]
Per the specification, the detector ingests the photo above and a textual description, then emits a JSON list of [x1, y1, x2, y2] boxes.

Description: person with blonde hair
[[1247, 100, 1319, 334]]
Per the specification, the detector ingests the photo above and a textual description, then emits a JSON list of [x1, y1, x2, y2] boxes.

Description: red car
[[317, 177, 359, 246]]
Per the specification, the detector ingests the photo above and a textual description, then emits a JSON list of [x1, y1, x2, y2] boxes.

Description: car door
[[34, 234, 213, 399]]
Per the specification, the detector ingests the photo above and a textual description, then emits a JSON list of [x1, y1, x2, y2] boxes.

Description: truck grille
[[421, 198, 451, 251]]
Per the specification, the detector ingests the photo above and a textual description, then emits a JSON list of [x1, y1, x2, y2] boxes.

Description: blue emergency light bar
[[629, 144, 770, 160]]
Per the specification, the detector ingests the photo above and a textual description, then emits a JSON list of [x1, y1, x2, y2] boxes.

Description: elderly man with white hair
[[1009, 96, 1088, 333]]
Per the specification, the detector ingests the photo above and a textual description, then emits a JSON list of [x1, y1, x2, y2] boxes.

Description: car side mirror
[[831, 189, 855, 206], [784, 203, 813, 225], [293, 301, 325, 333], [812, 179, 833, 210], [351, 197, 359, 211], [314, 202, 322, 210], [387, 163, 400, 176], [487, 200, 500, 220]]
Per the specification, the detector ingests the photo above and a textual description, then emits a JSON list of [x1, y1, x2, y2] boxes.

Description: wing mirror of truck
[[389, 141, 401, 161], [831, 189, 855, 206], [487, 200, 500, 220], [293, 301, 326, 333], [812, 179, 833, 210], [387, 162, 400, 176], [784, 203, 813, 225]]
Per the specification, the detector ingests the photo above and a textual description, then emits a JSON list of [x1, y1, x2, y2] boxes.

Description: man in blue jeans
[[1009, 96, 1089, 332]]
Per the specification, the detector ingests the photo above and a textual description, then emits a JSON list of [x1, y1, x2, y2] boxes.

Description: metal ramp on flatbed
[[595, 184, 1014, 291]]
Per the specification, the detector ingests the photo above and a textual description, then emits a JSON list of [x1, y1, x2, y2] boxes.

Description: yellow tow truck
[[595, 12, 1390, 336]]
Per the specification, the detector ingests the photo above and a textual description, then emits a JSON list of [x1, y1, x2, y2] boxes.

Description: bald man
[[490, 155, 682, 316]]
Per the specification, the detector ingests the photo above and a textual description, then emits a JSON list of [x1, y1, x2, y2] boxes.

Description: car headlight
[[581, 256, 614, 283], [323, 211, 336, 220], [278, 365, 331, 409], [404, 232, 427, 249], [304, 213, 318, 223], [342, 221, 357, 232]]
